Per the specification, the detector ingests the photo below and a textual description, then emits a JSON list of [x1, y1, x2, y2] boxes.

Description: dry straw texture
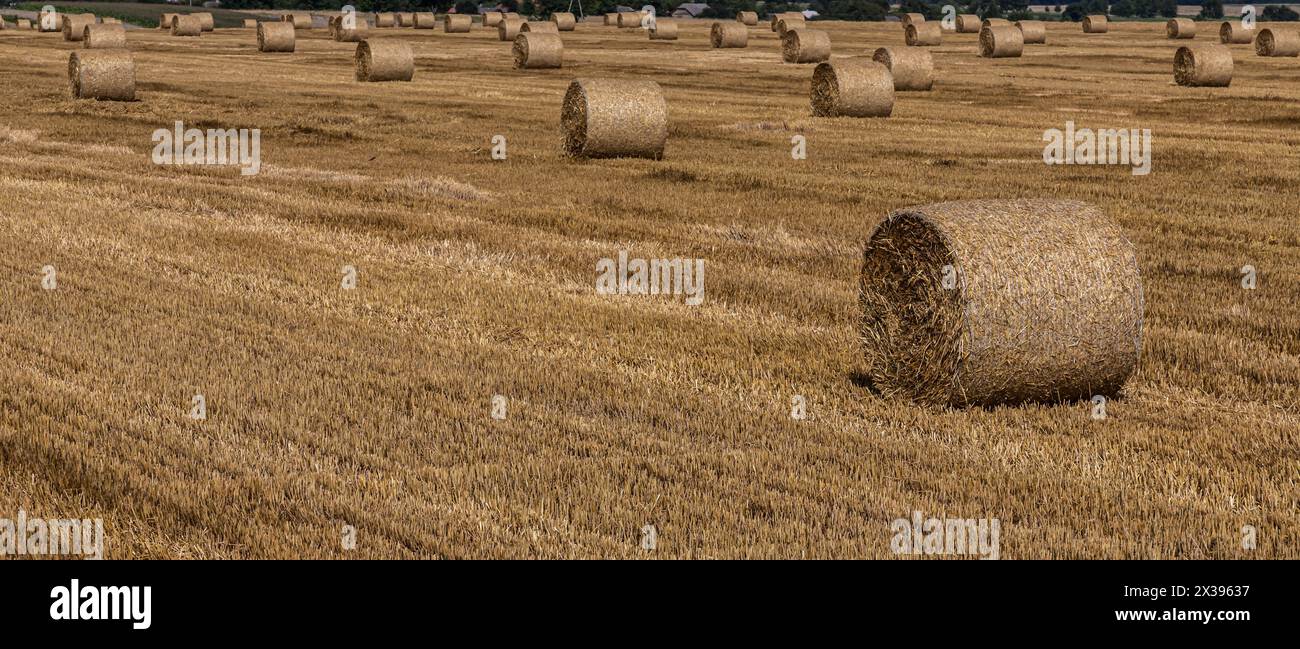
[[1016, 20, 1046, 44], [1167, 17, 1195, 39], [603, 13, 618, 26], [617, 12, 643, 28], [397, 13, 415, 27], [552, 12, 576, 31], [1174, 44, 1232, 86], [282, 14, 311, 29], [242, 19, 257, 29], [771, 12, 802, 31], [1219, 21, 1254, 44], [776, 16, 806, 36], [258, 21, 296, 52], [171, 15, 202, 37], [781, 28, 831, 64], [980, 25, 1024, 58], [737, 11, 758, 25], [956, 14, 981, 33], [102, 17, 119, 24], [484, 12, 504, 27], [62, 14, 96, 42], [334, 19, 368, 42], [982, 18, 1010, 27], [159, 13, 177, 29], [413, 13, 437, 29], [445, 14, 472, 33], [195, 12, 214, 31], [873, 47, 933, 91], [355, 40, 414, 82], [513, 32, 563, 69], [374, 12, 396, 28], [522, 21, 559, 33], [67, 49, 134, 101], [810, 59, 894, 117], [1256, 28, 1300, 57], [906, 22, 941, 46], [711, 22, 748, 48], [561, 78, 667, 159], [498, 17, 524, 41], [16, 18, 30, 30], [858, 199, 1143, 407], [649, 18, 678, 40], [83, 23, 126, 49], [901, 13, 924, 26], [1082, 15, 1108, 33]]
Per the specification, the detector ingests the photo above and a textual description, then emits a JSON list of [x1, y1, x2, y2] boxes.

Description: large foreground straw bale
[[62, 14, 96, 42], [1219, 21, 1254, 44], [258, 21, 295, 52], [859, 199, 1144, 407], [810, 59, 894, 118], [498, 17, 524, 40], [1166, 18, 1195, 39], [711, 22, 748, 48], [195, 12, 214, 31], [171, 14, 201, 36], [355, 40, 414, 82], [980, 25, 1023, 57], [649, 18, 678, 40], [737, 11, 758, 25], [83, 23, 126, 49], [552, 12, 576, 31], [782, 29, 830, 63], [1016, 20, 1046, 44], [1174, 44, 1232, 86], [873, 47, 933, 91], [445, 14, 472, 32], [956, 14, 981, 33], [1082, 15, 1107, 33], [561, 78, 667, 159], [906, 22, 941, 46], [1256, 28, 1300, 57], [413, 13, 436, 29], [68, 49, 135, 101], [514, 32, 563, 69]]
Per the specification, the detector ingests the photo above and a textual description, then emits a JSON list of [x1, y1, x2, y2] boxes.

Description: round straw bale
[[1219, 21, 1254, 44], [195, 12, 214, 31], [335, 23, 368, 42], [355, 40, 414, 82], [160, 13, 177, 29], [858, 199, 1143, 407], [171, 14, 201, 36], [498, 17, 523, 41], [649, 18, 678, 40], [617, 11, 643, 28], [552, 12, 576, 31], [397, 12, 414, 27], [485, 12, 504, 27], [776, 17, 805, 36], [374, 12, 396, 28], [522, 21, 558, 33], [771, 12, 803, 31], [901, 13, 924, 26], [982, 18, 1010, 27], [243, 19, 257, 29], [83, 23, 126, 49], [18, 18, 31, 30], [873, 47, 933, 91], [956, 14, 981, 33], [445, 14, 472, 33], [413, 12, 436, 29], [810, 59, 894, 118], [980, 25, 1023, 58], [68, 49, 134, 101], [906, 22, 941, 46], [513, 32, 562, 69], [1016, 20, 1046, 44], [1082, 15, 1107, 33], [504, 12, 521, 19], [1174, 44, 1232, 86], [782, 28, 831, 64], [711, 22, 748, 48], [258, 21, 295, 52], [1256, 28, 1300, 57], [737, 11, 758, 26], [604, 13, 618, 26], [62, 14, 96, 42], [1166, 17, 1195, 39], [561, 78, 667, 159]]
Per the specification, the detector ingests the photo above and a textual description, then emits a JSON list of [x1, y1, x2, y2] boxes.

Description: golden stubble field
[[0, 18, 1297, 559]]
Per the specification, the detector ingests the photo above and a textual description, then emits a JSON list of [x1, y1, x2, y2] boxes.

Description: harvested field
[[0, 19, 1298, 559]]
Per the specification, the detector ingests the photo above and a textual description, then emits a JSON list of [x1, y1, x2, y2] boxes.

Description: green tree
[[1200, 0, 1224, 19]]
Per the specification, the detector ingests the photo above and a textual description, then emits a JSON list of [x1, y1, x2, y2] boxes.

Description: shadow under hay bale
[[83, 23, 126, 49], [561, 78, 667, 159], [355, 40, 414, 82], [906, 22, 941, 46], [782, 28, 831, 64], [1017, 20, 1046, 44], [1167, 18, 1195, 39], [980, 25, 1024, 58], [873, 47, 933, 91], [711, 22, 747, 48], [514, 32, 562, 69], [258, 22, 295, 52], [1256, 28, 1300, 57], [810, 59, 894, 117], [68, 49, 135, 101], [1174, 44, 1232, 86], [858, 199, 1144, 407]]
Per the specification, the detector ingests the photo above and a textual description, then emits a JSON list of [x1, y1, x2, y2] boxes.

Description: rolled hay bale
[[809, 59, 894, 118], [484, 12, 504, 27], [771, 12, 802, 31], [1174, 44, 1233, 86], [649, 18, 678, 40], [561, 78, 667, 159], [873, 47, 933, 91], [521, 21, 558, 33], [243, 19, 257, 29], [171, 14, 202, 37], [504, 12, 521, 19], [413, 13, 436, 29], [858, 199, 1144, 407], [335, 23, 368, 43], [776, 17, 805, 37], [781, 28, 831, 64], [281, 14, 310, 30], [980, 25, 1023, 58], [1166, 17, 1195, 39], [1219, 21, 1254, 44], [737, 11, 758, 26], [1016, 20, 1047, 44], [355, 40, 414, 82], [258, 21, 295, 52], [83, 23, 126, 49], [195, 12, 214, 32], [1082, 15, 1107, 33], [956, 14, 981, 33], [445, 14, 472, 33], [906, 22, 942, 46], [1256, 28, 1300, 57], [603, 13, 619, 26], [552, 12, 576, 31], [62, 14, 96, 42], [374, 12, 396, 28], [68, 49, 134, 101], [397, 12, 415, 27], [513, 32, 562, 69], [18, 19, 31, 30], [497, 17, 524, 41], [617, 11, 644, 28], [901, 13, 925, 26], [160, 13, 178, 29], [711, 21, 748, 48], [982, 18, 1010, 27]]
